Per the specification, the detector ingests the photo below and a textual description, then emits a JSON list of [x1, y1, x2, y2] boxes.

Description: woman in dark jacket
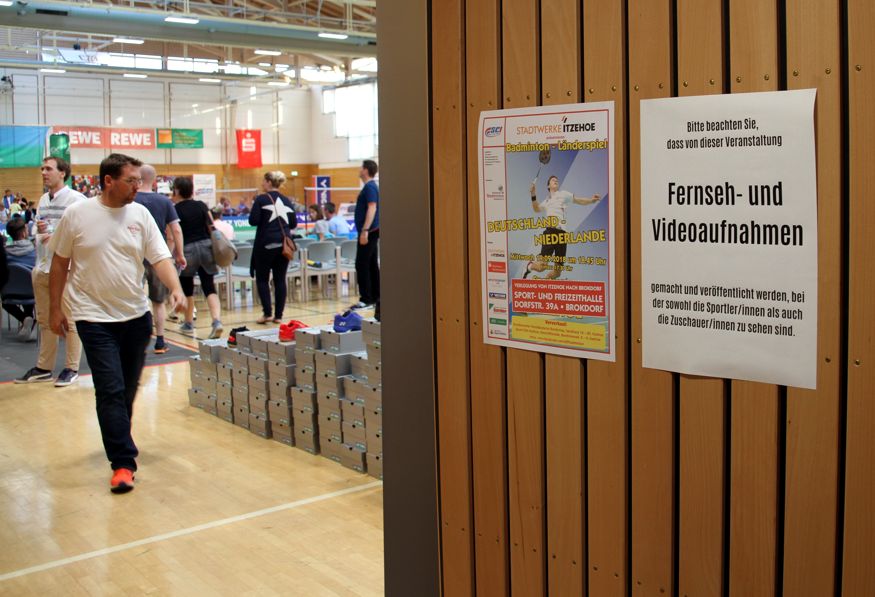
[[249, 170, 298, 324]]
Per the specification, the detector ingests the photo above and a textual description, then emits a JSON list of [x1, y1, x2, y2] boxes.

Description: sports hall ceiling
[[0, 0, 377, 82]]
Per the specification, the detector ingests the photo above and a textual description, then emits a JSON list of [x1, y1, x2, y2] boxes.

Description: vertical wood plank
[[783, 2, 843, 595], [843, 1, 875, 594], [675, 2, 727, 596], [541, 1, 585, 595], [503, 0, 546, 594], [508, 350, 547, 596], [583, 1, 629, 594], [727, 2, 780, 596], [432, 1, 475, 595], [466, 0, 510, 594], [628, 1, 676, 595]]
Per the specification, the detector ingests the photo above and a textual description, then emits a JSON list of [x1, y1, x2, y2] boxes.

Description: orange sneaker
[[110, 468, 136, 494]]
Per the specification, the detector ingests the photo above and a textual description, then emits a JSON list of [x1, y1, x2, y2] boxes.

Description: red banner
[[236, 129, 262, 169], [52, 126, 155, 149]]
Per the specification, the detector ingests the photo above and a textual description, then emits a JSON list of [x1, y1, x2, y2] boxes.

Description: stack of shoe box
[[317, 329, 366, 470], [361, 319, 383, 479], [188, 338, 225, 416], [187, 323, 380, 479], [291, 327, 327, 454]]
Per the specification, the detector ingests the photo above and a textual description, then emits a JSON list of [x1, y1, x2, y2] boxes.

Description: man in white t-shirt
[[15, 157, 86, 387], [525, 174, 602, 280], [48, 153, 185, 494]]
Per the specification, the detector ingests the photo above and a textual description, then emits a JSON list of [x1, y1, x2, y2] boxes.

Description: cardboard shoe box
[[267, 362, 296, 387], [269, 378, 293, 403], [249, 391, 270, 416], [339, 443, 367, 473], [271, 420, 294, 446], [365, 405, 382, 434], [189, 356, 204, 386], [204, 394, 218, 416], [342, 420, 368, 452], [249, 412, 272, 438], [341, 399, 366, 427], [317, 389, 342, 417], [245, 354, 268, 380], [217, 398, 234, 423], [216, 363, 233, 384], [296, 326, 326, 350], [232, 385, 250, 408], [292, 406, 317, 434], [366, 425, 382, 454], [188, 387, 206, 409], [268, 397, 292, 425], [198, 338, 227, 363], [365, 340, 381, 365], [290, 386, 317, 412], [294, 347, 316, 370], [295, 427, 320, 455], [216, 380, 233, 402], [231, 367, 249, 389], [366, 453, 383, 479], [314, 350, 353, 377], [237, 328, 279, 353], [320, 434, 343, 463], [344, 376, 369, 403], [316, 372, 349, 396], [217, 346, 238, 368], [320, 329, 365, 354], [362, 318, 381, 338], [350, 352, 369, 380], [363, 384, 383, 413], [364, 362, 382, 387], [296, 364, 317, 391], [248, 330, 280, 359], [318, 411, 342, 441], [248, 374, 269, 396], [267, 340, 296, 364], [234, 404, 250, 429]]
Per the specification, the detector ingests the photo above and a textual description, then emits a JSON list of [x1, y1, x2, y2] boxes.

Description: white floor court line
[[0, 480, 383, 583]]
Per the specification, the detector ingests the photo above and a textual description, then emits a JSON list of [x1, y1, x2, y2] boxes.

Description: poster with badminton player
[[478, 102, 616, 361]]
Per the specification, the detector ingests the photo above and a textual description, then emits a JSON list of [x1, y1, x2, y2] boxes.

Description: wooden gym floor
[[0, 290, 384, 596]]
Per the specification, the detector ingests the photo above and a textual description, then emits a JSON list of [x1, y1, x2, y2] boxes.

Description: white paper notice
[[640, 89, 817, 389]]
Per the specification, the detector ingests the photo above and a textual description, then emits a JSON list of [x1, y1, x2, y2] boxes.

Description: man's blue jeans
[[76, 312, 152, 472]]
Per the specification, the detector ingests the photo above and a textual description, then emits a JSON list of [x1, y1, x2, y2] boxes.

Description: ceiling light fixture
[[40, 68, 66, 74], [164, 15, 200, 24], [318, 32, 349, 40], [267, 81, 289, 86], [0, 1, 15, 7], [199, 78, 221, 83], [254, 49, 282, 56], [124, 73, 148, 78], [258, 62, 272, 67], [113, 37, 144, 45]]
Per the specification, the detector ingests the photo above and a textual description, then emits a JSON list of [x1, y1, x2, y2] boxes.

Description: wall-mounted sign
[[640, 89, 818, 389], [478, 102, 616, 361], [236, 129, 262, 169], [53, 126, 156, 149], [157, 128, 204, 149]]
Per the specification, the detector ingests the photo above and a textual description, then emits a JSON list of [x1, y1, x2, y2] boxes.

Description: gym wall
[[382, 0, 874, 595]]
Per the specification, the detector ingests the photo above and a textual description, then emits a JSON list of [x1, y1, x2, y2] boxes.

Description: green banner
[[156, 128, 204, 149], [0, 126, 48, 168], [49, 133, 71, 163]]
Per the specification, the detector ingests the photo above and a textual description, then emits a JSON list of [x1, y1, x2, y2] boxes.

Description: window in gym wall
[[324, 81, 379, 160]]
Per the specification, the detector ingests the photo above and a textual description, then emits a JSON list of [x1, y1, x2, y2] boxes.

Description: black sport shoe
[[154, 339, 169, 354], [15, 367, 53, 384], [54, 368, 79, 387], [228, 326, 249, 347]]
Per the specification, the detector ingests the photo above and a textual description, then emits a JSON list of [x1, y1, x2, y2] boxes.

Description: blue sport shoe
[[333, 310, 363, 333], [179, 321, 195, 333]]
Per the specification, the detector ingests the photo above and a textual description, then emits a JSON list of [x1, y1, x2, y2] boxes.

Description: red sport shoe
[[279, 319, 308, 342], [110, 468, 136, 494]]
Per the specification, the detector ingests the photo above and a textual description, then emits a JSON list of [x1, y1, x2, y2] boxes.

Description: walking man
[[351, 160, 380, 310], [48, 153, 185, 493], [135, 164, 186, 353], [15, 157, 85, 386]]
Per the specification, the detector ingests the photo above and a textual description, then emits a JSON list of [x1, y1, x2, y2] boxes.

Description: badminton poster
[[478, 102, 616, 361]]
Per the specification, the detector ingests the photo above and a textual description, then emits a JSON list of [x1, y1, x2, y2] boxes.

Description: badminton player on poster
[[524, 170, 602, 280]]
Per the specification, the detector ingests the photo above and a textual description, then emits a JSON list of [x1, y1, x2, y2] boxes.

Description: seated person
[[307, 204, 332, 240], [210, 207, 236, 240], [1, 217, 36, 338], [325, 202, 352, 237], [236, 199, 250, 216]]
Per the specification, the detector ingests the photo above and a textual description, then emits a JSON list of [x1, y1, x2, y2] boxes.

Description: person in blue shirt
[[351, 160, 380, 310], [1, 217, 37, 339], [325, 202, 352, 237]]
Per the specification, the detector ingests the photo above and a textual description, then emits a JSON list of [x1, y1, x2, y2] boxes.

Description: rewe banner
[[53, 126, 156, 149]]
